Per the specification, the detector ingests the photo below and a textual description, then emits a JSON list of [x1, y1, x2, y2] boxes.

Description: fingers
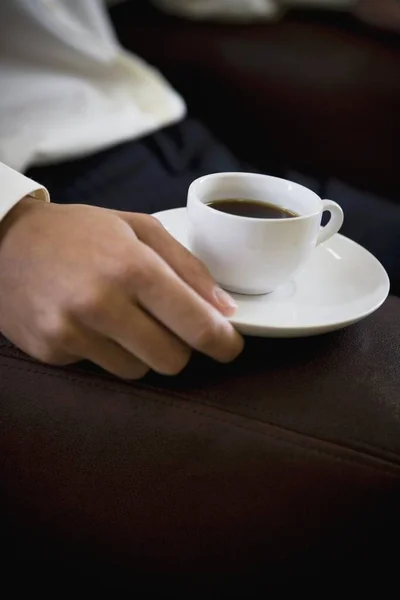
[[120, 212, 238, 317], [25, 317, 150, 379], [131, 243, 244, 363], [87, 301, 192, 376], [1, 201, 243, 381], [33, 212, 243, 376], [80, 335, 150, 380]]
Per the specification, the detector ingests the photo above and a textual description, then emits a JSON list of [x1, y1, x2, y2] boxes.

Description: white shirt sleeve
[[0, 162, 49, 223], [152, 0, 355, 20]]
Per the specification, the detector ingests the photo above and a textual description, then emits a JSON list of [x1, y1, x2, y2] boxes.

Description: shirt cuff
[[0, 162, 50, 222]]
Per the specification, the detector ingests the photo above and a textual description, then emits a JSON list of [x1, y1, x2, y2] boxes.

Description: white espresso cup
[[187, 172, 344, 295]]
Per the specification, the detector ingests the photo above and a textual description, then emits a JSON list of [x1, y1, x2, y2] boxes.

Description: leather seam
[[140, 383, 400, 465], [0, 346, 398, 465], [1, 357, 399, 478]]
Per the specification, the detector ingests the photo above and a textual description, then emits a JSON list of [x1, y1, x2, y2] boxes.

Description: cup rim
[[188, 172, 323, 222]]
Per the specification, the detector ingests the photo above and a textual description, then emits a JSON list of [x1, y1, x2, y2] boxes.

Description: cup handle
[[317, 200, 344, 246]]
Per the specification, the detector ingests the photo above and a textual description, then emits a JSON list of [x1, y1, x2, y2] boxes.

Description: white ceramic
[[187, 172, 344, 295], [154, 207, 390, 338]]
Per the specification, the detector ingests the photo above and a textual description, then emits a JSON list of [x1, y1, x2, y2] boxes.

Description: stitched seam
[[0, 346, 398, 464], [1, 358, 399, 478], [138, 382, 400, 463]]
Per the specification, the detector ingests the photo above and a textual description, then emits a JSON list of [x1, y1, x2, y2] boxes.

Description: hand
[[0, 199, 243, 378]]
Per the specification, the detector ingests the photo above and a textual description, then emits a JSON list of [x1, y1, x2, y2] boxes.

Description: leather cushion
[[1, 297, 399, 575]]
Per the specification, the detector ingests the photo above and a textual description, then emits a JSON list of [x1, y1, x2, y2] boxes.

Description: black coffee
[[207, 198, 298, 219]]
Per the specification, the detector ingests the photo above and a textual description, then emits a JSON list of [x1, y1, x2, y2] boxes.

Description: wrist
[[0, 195, 45, 245]]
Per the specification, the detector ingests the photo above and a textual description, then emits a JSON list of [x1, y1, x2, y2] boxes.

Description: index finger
[[122, 213, 238, 317], [134, 243, 244, 363]]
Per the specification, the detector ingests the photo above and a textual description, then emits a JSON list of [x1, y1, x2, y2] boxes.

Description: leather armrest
[[1, 296, 399, 576]]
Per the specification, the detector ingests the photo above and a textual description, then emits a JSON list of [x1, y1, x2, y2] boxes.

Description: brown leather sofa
[[1, 2, 399, 580], [2, 304, 400, 578]]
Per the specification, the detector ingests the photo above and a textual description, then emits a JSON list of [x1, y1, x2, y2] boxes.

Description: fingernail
[[214, 287, 238, 313]]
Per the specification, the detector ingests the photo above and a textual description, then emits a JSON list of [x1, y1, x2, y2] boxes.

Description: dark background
[[110, 0, 399, 203]]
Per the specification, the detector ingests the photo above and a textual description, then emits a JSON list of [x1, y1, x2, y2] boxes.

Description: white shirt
[[0, 0, 353, 222]]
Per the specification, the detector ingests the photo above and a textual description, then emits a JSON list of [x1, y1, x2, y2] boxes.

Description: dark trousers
[[28, 118, 399, 296]]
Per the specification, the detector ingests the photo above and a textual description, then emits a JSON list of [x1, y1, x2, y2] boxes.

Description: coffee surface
[[207, 198, 298, 219]]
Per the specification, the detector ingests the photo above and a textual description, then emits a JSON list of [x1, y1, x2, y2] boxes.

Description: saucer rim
[[154, 207, 391, 337]]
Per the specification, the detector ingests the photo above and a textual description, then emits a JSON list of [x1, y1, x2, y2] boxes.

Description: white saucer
[[154, 208, 390, 338]]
